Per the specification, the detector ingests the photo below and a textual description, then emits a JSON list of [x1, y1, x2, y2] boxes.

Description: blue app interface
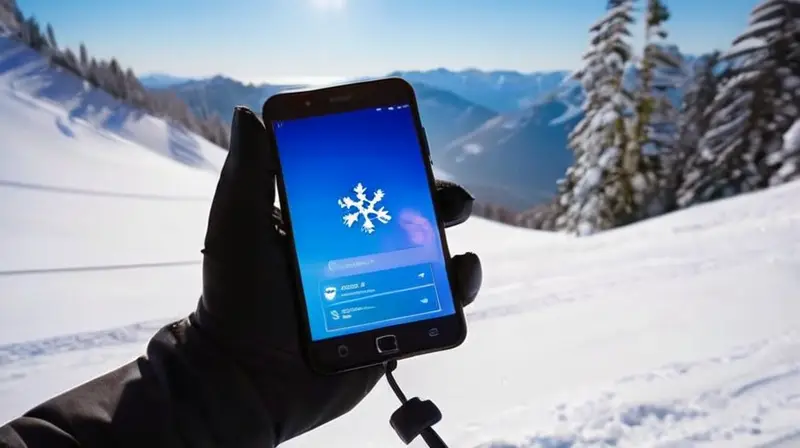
[[273, 105, 456, 341]]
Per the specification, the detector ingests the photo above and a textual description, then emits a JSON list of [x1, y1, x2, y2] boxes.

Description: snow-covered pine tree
[[20, 16, 46, 51], [78, 43, 89, 72], [667, 51, 721, 208], [554, 0, 636, 236], [758, 1, 800, 186], [622, 0, 684, 217], [678, 0, 800, 207], [772, 119, 800, 183], [0, 0, 23, 35], [44, 23, 57, 49]]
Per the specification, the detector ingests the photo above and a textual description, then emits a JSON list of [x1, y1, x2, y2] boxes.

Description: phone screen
[[272, 105, 456, 341]]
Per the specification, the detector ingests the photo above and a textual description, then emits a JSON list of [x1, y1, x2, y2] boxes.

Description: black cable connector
[[384, 360, 448, 448]]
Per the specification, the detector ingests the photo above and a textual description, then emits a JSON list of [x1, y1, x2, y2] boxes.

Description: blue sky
[[17, 0, 758, 84]]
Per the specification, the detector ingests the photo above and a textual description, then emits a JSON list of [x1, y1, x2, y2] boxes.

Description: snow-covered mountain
[[2, 30, 800, 447], [152, 68, 571, 114], [427, 51, 705, 212], [390, 68, 570, 112], [0, 35, 227, 268], [138, 72, 200, 89], [159, 75, 301, 123], [406, 82, 499, 153], [393, 56, 700, 212], [433, 99, 581, 212], [152, 74, 574, 211], [155, 74, 500, 161]]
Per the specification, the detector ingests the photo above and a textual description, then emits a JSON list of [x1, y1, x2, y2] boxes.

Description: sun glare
[[311, 0, 346, 10]]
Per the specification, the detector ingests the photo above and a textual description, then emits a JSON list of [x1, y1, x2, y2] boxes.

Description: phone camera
[[305, 100, 311, 106]]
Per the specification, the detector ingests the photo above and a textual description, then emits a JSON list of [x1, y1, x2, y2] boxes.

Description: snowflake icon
[[338, 182, 392, 234]]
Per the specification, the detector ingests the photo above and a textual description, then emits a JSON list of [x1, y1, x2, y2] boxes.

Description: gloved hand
[[192, 106, 482, 445]]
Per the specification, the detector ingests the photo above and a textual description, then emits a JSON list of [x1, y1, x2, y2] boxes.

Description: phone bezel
[[262, 77, 467, 374]]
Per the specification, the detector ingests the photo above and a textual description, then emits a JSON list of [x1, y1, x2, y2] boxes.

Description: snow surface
[[2, 36, 800, 447], [785, 120, 800, 153]]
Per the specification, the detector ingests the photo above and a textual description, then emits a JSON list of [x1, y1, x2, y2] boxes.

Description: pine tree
[[106, 58, 127, 99], [772, 119, 800, 184], [86, 57, 100, 87], [22, 16, 46, 50], [759, 2, 800, 186], [5, 6, 231, 149], [124, 68, 148, 109], [627, 0, 685, 216], [78, 43, 89, 71], [58, 48, 81, 77], [64, 48, 79, 68], [12, 2, 22, 24], [668, 51, 722, 207], [555, 0, 641, 235], [678, 0, 800, 207], [45, 23, 57, 49]]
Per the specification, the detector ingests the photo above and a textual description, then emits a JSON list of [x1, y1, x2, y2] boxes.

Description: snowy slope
[[2, 36, 800, 447], [0, 35, 226, 342]]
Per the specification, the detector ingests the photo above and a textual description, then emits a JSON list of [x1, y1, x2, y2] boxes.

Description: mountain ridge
[[142, 67, 575, 113], [388, 68, 571, 111], [138, 73, 199, 88], [138, 56, 703, 213], [145, 70, 582, 212]]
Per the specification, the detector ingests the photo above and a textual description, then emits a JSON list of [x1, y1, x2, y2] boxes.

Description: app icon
[[324, 286, 337, 300], [338, 183, 391, 234]]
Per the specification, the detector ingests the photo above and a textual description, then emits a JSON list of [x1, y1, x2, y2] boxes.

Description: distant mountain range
[[158, 75, 301, 122], [435, 98, 581, 211], [138, 73, 198, 88], [142, 70, 578, 211], [153, 75, 501, 157], [140, 60, 699, 212], [140, 68, 571, 113], [405, 82, 499, 154], [389, 68, 570, 112]]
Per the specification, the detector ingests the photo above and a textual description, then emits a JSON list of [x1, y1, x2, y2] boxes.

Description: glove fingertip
[[452, 252, 482, 307]]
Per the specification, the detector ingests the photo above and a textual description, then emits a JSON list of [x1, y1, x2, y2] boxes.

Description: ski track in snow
[[4, 315, 799, 447], [6, 224, 786, 369], [0, 179, 211, 201], [0, 320, 170, 368], [0, 260, 200, 277], [472, 330, 800, 448]]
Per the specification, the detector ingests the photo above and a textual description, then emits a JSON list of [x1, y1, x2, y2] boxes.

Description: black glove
[[192, 106, 482, 445]]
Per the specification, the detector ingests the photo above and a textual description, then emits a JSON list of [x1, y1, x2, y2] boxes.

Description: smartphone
[[262, 77, 467, 374]]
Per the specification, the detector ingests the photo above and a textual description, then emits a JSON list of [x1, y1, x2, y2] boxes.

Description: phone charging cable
[[384, 360, 448, 448]]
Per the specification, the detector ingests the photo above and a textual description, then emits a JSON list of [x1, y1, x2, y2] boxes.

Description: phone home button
[[337, 345, 349, 358], [375, 335, 399, 354]]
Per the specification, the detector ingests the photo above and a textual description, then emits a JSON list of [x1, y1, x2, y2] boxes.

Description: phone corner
[[442, 307, 468, 351], [384, 76, 415, 95], [261, 95, 278, 121], [454, 313, 469, 347]]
